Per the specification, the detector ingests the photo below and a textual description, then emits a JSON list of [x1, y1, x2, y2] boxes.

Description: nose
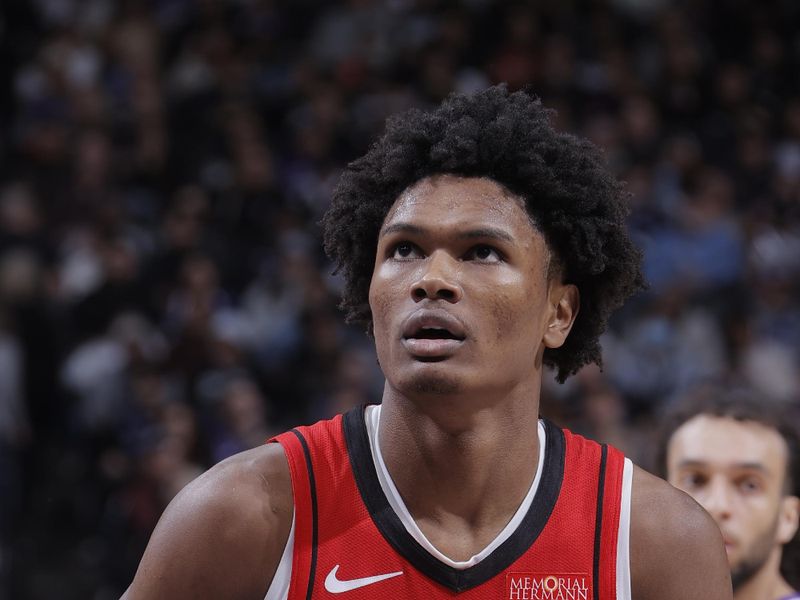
[[699, 478, 734, 523], [411, 250, 462, 303]]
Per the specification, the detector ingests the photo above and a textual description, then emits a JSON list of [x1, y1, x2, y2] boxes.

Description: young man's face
[[368, 174, 576, 402], [666, 415, 799, 589]]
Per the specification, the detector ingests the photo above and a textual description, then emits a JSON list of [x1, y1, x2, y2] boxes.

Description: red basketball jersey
[[272, 405, 626, 599]]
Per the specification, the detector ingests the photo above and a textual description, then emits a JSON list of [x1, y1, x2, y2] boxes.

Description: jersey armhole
[[264, 511, 294, 600], [267, 433, 316, 600]]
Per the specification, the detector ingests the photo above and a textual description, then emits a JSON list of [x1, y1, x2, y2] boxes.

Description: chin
[[399, 369, 463, 396]]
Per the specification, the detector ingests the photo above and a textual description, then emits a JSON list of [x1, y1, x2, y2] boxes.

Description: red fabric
[[274, 429, 317, 598], [272, 413, 624, 599]]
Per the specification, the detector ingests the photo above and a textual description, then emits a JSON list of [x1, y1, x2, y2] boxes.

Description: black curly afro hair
[[322, 84, 645, 382]]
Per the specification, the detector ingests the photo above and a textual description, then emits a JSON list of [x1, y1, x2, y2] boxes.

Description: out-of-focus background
[[0, 0, 798, 598]]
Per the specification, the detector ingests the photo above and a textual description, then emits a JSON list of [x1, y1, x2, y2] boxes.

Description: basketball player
[[660, 385, 800, 600], [122, 86, 731, 599]]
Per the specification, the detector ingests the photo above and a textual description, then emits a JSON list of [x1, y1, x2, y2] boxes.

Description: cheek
[[484, 278, 546, 342], [480, 300, 534, 356], [368, 272, 397, 336], [741, 495, 778, 521], [489, 295, 519, 339]]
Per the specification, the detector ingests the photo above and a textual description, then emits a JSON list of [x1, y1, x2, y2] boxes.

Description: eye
[[681, 472, 708, 490], [464, 245, 503, 263], [737, 476, 763, 494], [389, 242, 422, 260]]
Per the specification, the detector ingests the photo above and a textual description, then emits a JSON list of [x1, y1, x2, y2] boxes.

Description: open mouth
[[407, 326, 463, 341], [401, 313, 466, 359]]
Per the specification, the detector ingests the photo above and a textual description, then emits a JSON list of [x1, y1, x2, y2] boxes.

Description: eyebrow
[[677, 460, 770, 473], [379, 222, 515, 243]]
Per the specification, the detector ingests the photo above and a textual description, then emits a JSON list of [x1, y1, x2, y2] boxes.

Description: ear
[[543, 282, 579, 349], [776, 495, 800, 545]]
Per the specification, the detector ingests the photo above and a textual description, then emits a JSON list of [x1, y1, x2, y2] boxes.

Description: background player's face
[[666, 415, 799, 589], [369, 174, 576, 401]]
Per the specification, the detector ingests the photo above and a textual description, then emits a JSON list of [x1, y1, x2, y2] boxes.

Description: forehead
[[383, 175, 536, 234], [668, 415, 789, 474]]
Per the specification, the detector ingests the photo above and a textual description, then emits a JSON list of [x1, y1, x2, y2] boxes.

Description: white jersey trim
[[264, 511, 294, 600], [616, 458, 633, 600], [366, 403, 546, 570]]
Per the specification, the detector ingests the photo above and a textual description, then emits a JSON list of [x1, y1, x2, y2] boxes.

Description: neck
[[377, 382, 542, 559], [734, 547, 794, 600]]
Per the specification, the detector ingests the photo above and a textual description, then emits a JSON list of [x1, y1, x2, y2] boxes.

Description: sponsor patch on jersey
[[506, 572, 590, 600]]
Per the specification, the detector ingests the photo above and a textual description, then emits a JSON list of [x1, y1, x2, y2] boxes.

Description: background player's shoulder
[[122, 442, 293, 600], [628, 465, 732, 600]]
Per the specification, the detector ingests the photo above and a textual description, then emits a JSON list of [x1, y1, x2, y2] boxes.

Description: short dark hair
[[322, 85, 645, 382], [656, 383, 800, 588]]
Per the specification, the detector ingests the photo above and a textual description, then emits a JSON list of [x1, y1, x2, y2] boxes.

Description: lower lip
[[402, 338, 464, 358]]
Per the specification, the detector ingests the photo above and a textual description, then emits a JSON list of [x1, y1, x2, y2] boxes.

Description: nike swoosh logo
[[324, 564, 403, 593]]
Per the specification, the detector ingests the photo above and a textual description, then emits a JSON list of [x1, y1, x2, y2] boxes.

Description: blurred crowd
[[0, 0, 799, 597]]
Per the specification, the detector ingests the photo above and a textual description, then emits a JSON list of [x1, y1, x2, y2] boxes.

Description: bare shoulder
[[122, 442, 293, 600], [629, 465, 731, 600]]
